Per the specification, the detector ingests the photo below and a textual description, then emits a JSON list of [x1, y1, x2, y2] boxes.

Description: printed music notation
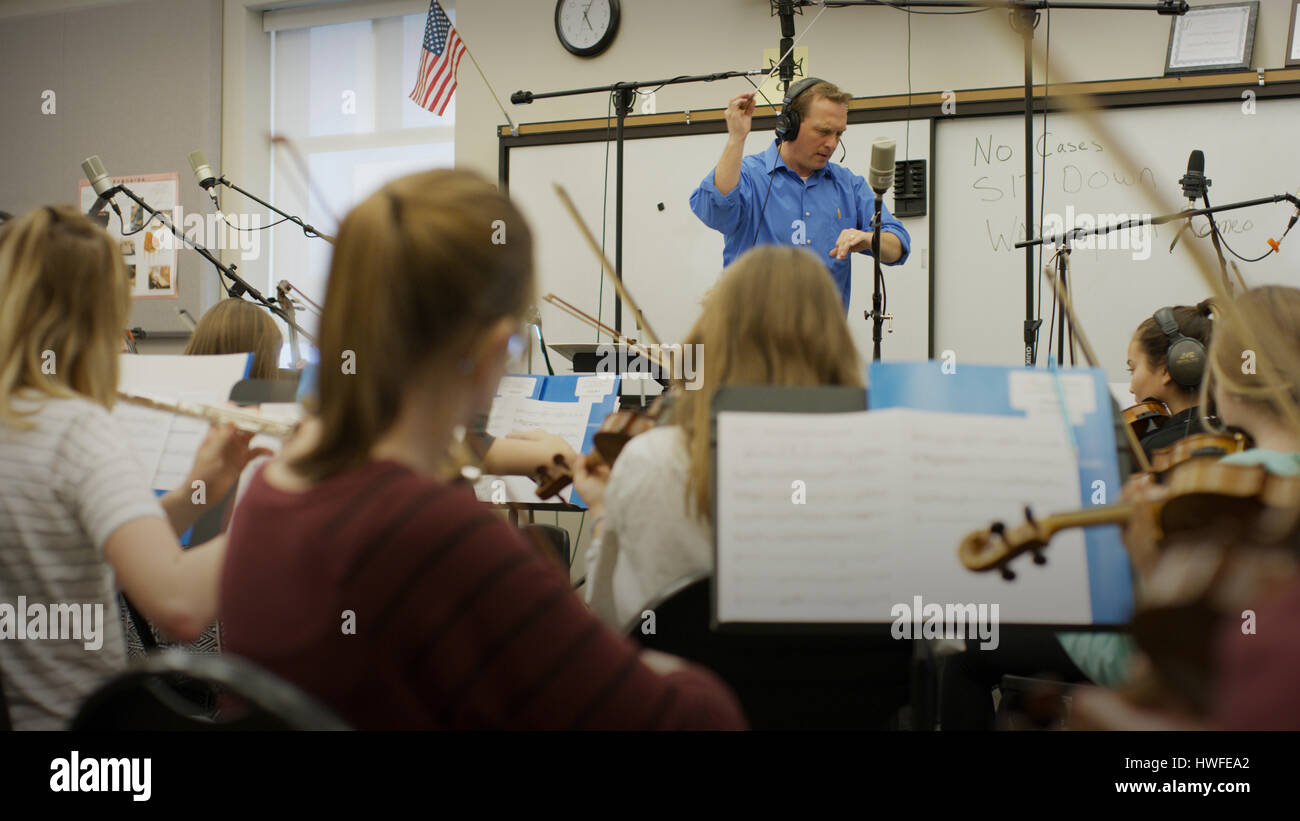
[[714, 409, 1095, 625]]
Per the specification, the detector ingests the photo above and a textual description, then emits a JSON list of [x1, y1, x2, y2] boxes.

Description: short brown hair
[[789, 80, 851, 122], [0, 205, 130, 428], [184, 297, 283, 380], [293, 169, 534, 482]]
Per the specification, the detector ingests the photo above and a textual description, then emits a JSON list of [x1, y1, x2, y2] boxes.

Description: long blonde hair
[[1206, 285, 1300, 427], [184, 297, 284, 380], [292, 169, 533, 482], [675, 245, 864, 521], [0, 206, 129, 428]]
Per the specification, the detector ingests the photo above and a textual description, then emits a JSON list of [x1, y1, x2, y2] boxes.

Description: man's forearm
[[713, 136, 747, 196], [854, 230, 904, 263]]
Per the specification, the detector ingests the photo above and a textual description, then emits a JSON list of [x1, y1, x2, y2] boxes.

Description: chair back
[[70, 651, 351, 731]]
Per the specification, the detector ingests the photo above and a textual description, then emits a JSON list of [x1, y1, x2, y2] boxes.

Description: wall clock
[[555, 0, 620, 58]]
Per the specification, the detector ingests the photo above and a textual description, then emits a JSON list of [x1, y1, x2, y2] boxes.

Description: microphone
[[81, 155, 119, 198], [868, 138, 896, 195], [510, 90, 534, 105], [81, 155, 123, 227], [188, 150, 221, 208], [1179, 149, 1209, 203]]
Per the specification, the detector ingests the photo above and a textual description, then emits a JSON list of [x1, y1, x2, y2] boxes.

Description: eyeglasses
[[507, 331, 526, 359]]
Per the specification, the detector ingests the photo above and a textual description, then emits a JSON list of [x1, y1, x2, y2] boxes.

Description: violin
[[1122, 399, 1170, 438], [528, 184, 677, 502], [531, 391, 674, 499], [961, 457, 1300, 715], [959, 455, 1295, 577], [1146, 430, 1249, 474]]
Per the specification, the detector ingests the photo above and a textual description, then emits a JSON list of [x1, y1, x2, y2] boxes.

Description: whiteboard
[[508, 120, 931, 371], [934, 99, 1300, 385]]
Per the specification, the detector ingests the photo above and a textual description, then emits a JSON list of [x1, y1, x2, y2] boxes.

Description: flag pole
[[460, 41, 517, 136]]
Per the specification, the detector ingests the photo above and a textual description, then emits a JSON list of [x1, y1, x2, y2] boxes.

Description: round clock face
[[555, 0, 620, 57]]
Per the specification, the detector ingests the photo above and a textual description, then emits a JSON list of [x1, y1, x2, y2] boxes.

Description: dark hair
[[1133, 299, 1214, 393]]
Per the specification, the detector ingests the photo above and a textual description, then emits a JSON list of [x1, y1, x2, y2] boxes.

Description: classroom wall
[[454, 0, 1293, 180], [0, 0, 224, 351]]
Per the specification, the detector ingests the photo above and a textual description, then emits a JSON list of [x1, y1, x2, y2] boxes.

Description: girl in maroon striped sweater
[[219, 169, 745, 730]]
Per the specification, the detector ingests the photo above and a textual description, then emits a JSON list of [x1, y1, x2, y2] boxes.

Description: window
[[267, 5, 456, 353]]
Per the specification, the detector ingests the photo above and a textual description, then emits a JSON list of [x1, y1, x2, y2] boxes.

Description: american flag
[[410, 1, 466, 116]]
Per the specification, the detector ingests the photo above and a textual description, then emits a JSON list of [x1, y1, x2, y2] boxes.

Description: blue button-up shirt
[[689, 140, 910, 309]]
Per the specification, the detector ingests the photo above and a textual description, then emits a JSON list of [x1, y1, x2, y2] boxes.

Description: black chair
[[522, 523, 571, 568], [628, 572, 921, 730], [69, 651, 351, 731]]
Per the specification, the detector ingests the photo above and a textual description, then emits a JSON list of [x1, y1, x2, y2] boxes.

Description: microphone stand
[[800, 0, 1189, 366], [512, 69, 768, 334], [113, 184, 316, 345], [869, 189, 886, 361], [1017, 191, 1300, 364], [210, 177, 335, 243], [1018, 193, 1300, 249], [1052, 236, 1074, 366]]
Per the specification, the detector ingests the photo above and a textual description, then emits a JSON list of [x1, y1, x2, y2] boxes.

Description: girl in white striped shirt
[[0, 206, 264, 729]]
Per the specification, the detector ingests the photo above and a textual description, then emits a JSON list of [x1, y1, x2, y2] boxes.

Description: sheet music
[[115, 353, 259, 491], [114, 391, 214, 491], [474, 396, 603, 505], [716, 408, 1093, 625]]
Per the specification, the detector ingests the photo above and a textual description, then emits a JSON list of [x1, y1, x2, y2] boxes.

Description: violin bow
[[976, 14, 1300, 443], [543, 293, 675, 373], [553, 184, 673, 373], [1041, 265, 1154, 474]]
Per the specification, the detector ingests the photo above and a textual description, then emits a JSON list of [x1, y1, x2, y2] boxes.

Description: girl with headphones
[[1125, 299, 1214, 460]]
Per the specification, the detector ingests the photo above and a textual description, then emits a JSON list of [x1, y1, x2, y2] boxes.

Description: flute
[[116, 392, 299, 438]]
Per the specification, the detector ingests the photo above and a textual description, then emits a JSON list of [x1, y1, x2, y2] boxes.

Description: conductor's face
[[785, 97, 848, 178]]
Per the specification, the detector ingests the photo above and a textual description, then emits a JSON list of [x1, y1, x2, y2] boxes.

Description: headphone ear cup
[[774, 110, 798, 142], [1166, 338, 1206, 388]]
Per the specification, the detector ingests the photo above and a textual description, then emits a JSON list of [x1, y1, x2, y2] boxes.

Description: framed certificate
[[1288, 1, 1300, 67], [1164, 2, 1258, 75]]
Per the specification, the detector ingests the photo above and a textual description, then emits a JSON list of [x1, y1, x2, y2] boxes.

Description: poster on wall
[[78, 172, 180, 299]]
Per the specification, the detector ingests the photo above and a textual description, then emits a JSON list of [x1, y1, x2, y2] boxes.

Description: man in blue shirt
[[689, 79, 910, 310]]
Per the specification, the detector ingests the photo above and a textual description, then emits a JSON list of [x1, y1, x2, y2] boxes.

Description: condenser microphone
[[188, 150, 221, 208], [81, 155, 118, 198], [81, 155, 123, 227], [1179, 149, 1209, 203], [868, 138, 896, 195]]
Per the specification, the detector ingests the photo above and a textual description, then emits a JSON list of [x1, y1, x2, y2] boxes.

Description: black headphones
[[773, 76, 824, 143], [1153, 306, 1207, 388]]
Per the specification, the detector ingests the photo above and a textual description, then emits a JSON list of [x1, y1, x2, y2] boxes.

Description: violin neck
[[1040, 503, 1135, 536]]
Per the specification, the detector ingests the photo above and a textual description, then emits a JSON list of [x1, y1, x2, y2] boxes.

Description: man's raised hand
[[725, 92, 756, 140]]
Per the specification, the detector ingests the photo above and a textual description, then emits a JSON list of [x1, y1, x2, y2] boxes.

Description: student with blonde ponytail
[[575, 244, 864, 629], [0, 206, 264, 729]]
